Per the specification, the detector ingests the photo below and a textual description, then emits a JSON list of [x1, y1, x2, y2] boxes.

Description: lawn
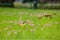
[[0, 7, 60, 40]]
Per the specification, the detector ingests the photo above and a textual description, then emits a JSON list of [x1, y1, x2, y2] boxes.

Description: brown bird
[[20, 21, 26, 27], [38, 13, 56, 19]]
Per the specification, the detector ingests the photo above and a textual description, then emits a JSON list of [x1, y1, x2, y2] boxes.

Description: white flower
[[8, 31, 11, 34], [30, 29, 35, 33], [8, 26, 12, 28], [37, 14, 42, 17], [6, 28, 9, 30], [8, 14, 13, 16], [12, 30, 15, 32], [55, 21, 59, 24], [14, 31, 17, 35], [26, 20, 31, 24], [19, 12, 24, 15], [31, 23, 35, 27], [14, 20, 18, 24], [33, 28, 36, 31], [18, 30, 22, 32], [25, 12, 28, 15], [0, 30, 2, 32], [37, 24, 40, 26], [3, 27, 9, 30], [3, 28, 6, 30], [43, 23, 51, 28], [41, 28, 44, 31], [7, 33, 11, 36], [19, 18, 22, 20], [30, 13, 33, 16], [3, 11, 7, 14], [9, 21, 13, 23], [30, 29, 33, 32], [14, 20, 17, 22]]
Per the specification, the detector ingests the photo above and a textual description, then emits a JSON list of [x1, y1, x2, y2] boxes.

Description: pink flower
[[7, 31, 11, 36]]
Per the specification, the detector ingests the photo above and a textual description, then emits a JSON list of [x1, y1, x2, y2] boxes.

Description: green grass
[[0, 7, 60, 40]]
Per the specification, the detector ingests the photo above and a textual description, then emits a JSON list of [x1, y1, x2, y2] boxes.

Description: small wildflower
[[6, 27, 9, 30], [54, 21, 59, 24], [9, 21, 13, 23], [0, 30, 2, 32], [8, 14, 13, 16], [3, 27, 8, 30], [12, 30, 15, 32], [14, 20, 18, 24], [33, 28, 36, 31], [30, 13, 33, 16], [37, 24, 40, 26], [19, 12, 24, 15], [7, 33, 11, 36], [41, 28, 44, 31], [37, 14, 42, 17], [3, 28, 6, 30], [26, 20, 31, 24], [31, 23, 35, 27], [14, 31, 17, 35], [8, 26, 12, 28], [25, 12, 28, 14], [43, 23, 51, 28], [7, 31, 11, 36], [30, 29, 33, 32], [19, 18, 22, 21], [18, 30, 22, 32]]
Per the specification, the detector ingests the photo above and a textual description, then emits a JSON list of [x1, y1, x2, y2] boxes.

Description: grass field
[[0, 7, 60, 40]]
